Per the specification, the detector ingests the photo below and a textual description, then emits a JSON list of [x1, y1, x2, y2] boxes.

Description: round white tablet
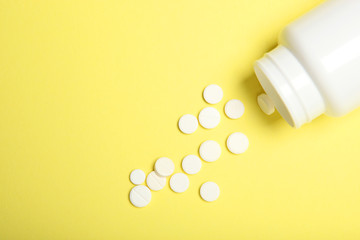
[[224, 99, 245, 119], [154, 157, 175, 177], [129, 169, 146, 185], [257, 93, 275, 115], [203, 84, 223, 104], [198, 107, 220, 129], [146, 171, 166, 191], [199, 140, 221, 162], [182, 155, 202, 174], [170, 173, 190, 193], [226, 132, 249, 154], [129, 185, 152, 207], [178, 114, 198, 134], [200, 182, 220, 202]]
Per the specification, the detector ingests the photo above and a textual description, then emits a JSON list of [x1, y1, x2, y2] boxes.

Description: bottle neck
[[254, 45, 325, 128]]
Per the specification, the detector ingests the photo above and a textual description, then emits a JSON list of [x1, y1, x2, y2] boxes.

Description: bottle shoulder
[[279, 30, 360, 117]]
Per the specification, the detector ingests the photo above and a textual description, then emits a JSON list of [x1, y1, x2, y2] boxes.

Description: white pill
[[224, 99, 245, 119], [170, 173, 190, 193], [146, 171, 166, 191], [154, 157, 175, 177], [200, 182, 220, 202], [178, 114, 198, 134], [129, 185, 152, 207], [226, 132, 249, 154], [257, 93, 275, 115], [182, 155, 202, 174], [129, 169, 146, 185], [203, 84, 223, 104], [199, 140, 221, 162], [198, 107, 220, 129]]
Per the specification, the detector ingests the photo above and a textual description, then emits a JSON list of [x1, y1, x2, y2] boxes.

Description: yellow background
[[1, 0, 360, 239]]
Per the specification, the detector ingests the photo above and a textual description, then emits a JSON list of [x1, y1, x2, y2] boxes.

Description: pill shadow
[[240, 72, 282, 126]]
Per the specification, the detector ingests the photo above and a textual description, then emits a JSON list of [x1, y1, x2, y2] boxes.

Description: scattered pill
[[128, 84, 253, 207], [198, 107, 220, 129], [154, 157, 175, 177], [178, 114, 198, 134], [182, 155, 202, 174], [224, 99, 245, 119], [129, 169, 146, 185], [226, 132, 249, 154], [203, 84, 223, 104], [146, 171, 166, 191], [129, 185, 152, 207], [170, 173, 190, 193], [257, 93, 275, 115], [199, 140, 221, 162], [200, 182, 220, 202]]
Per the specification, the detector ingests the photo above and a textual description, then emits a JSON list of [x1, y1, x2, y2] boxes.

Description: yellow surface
[[1, 0, 360, 239]]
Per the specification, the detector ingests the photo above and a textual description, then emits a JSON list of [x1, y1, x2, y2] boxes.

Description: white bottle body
[[254, 0, 360, 127]]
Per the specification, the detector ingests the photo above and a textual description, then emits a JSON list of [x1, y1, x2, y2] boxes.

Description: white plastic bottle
[[254, 0, 360, 128]]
